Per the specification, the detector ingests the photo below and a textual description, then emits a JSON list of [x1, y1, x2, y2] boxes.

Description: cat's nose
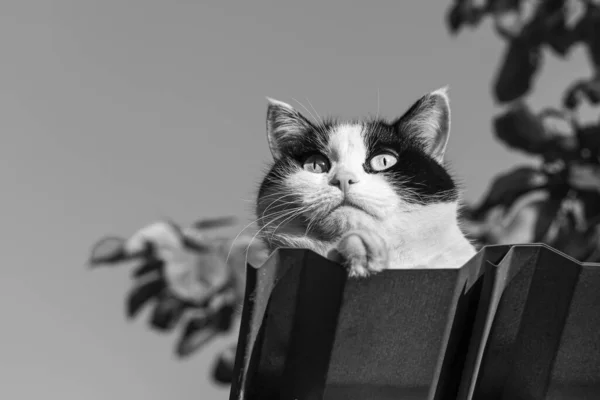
[[330, 171, 359, 193]]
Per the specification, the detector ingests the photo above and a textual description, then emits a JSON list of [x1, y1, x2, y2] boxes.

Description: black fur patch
[[258, 117, 458, 214], [363, 119, 458, 204]]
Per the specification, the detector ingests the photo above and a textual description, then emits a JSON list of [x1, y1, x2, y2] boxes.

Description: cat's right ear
[[392, 87, 451, 163], [266, 98, 312, 159]]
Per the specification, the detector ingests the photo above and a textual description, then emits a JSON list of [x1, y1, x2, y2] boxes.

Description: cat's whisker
[[305, 97, 325, 127], [264, 202, 304, 220], [259, 211, 298, 242], [243, 207, 303, 268], [303, 212, 319, 238], [254, 190, 298, 206], [291, 97, 320, 126], [224, 209, 293, 265], [290, 97, 330, 139], [260, 193, 298, 218], [376, 86, 380, 120], [224, 219, 265, 265], [267, 212, 301, 241], [255, 185, 291, 199], [267, 205, 315, 242]]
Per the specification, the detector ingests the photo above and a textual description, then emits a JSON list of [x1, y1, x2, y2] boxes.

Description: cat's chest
[[323, 233, 476, 270], [385, 243, 476, 269]]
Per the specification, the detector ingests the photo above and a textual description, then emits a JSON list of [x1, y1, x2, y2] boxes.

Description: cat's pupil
[[303, 154, 329, 173]]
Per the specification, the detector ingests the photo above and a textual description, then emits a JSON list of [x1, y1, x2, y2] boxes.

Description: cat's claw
[[329, 230, 389, 278]]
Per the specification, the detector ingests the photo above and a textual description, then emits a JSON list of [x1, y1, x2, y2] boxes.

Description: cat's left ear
[[393, 87, 451, 163], [266, 98, 313, 160]]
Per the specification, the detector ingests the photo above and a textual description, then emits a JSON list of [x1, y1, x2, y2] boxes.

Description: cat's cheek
[[284, 171, 317, 189], [372, 176, 402, 205], [353, 177, 400, 218], [284, 171, 329, 200]]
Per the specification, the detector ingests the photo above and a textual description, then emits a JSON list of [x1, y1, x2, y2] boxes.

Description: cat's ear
[[266, 98, 312, 159], [393, 87, 451, 163]]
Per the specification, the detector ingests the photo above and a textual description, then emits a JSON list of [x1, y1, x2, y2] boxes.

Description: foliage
[[89, 217, 267, 384], [87, 0, 600, 388], [447, 0, 600, 261]]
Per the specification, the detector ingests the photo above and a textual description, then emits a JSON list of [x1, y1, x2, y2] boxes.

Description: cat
[[255, 87, 476, 277]]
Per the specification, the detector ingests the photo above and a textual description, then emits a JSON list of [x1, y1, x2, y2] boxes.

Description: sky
[[0, 1, 593, 399]]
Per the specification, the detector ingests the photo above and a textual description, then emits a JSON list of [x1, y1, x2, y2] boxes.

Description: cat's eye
[[369, 153, 397, 171], [302, 154, 330, 173]]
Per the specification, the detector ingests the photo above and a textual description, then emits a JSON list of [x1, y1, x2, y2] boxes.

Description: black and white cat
[[255, 88, 476, 277]]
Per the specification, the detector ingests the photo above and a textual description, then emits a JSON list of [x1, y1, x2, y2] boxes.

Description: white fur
[[275, 122, 475, 269]]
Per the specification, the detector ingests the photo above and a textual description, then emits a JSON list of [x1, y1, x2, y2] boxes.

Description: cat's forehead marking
[[327, 123, 367, 163]]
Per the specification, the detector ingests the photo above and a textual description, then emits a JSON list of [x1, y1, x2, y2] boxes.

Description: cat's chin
[[325, 205, 379, 233]]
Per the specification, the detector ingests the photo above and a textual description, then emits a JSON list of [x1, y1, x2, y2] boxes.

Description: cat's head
[[256, 88, 460, 249]]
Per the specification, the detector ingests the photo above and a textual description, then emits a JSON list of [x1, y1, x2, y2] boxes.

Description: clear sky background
[[0, 1, 593, 399]]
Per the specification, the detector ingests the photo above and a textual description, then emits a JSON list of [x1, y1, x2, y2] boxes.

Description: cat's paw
[[328, 230, 389, 278]]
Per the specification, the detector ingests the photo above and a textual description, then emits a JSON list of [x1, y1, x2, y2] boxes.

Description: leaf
[[480, 190, 558, 245], [533, 192, 571, 244], [211, 344, 237, 385], [446, 0, 487, 34], [180, 236, 213, 253], [493, 102, 549, 154], [472, 166, 548, 218], [460, 212, 492, 244], [175, 314, 220, 357], [537, 108, 580, 160], [563, 77, 600, 110], [149, 292, 187, 332], [213, 302, 236, 332], [538, 193, 588, 252], [191, 216, 238, 230], [124, 221, 183, 257], [577, 123, 600, 162], [545, 9, 578, 56], [131, 258, 163, 279], [493, 105, 577, 161], [559, 228, 595, 259], [446, 3, 465, 34], [582, 226, 600, 262], [126, 279, 165, 319], [572, 2, 600, 72], [486, 0, 526, 14], [164, 249, 230, 304], [493, 35, 543, 103], [182, 217, 240, 253], [176, 303, 237, 357], [89, 236, 127, 265]]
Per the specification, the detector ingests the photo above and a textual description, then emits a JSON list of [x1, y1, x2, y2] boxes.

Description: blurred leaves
[[568, 162, 600, 191], [211, 343, 237, 385], [449, 0, 600, 260], [492, 102, 579, 159], [468, 166, 548, 219], [447, 0, 600, 103], [89, 217, 269, 383], [90, 236, 130, 264], [572, 0, 600, 70], [493, 102, 548, 154], [446, 0, 488, 34], [127, 277, 166, 320], [466, 104, 600, 254], [563, 76, 600, 110], [493, 36, 543, 103], [84, 1, 600, 390]]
